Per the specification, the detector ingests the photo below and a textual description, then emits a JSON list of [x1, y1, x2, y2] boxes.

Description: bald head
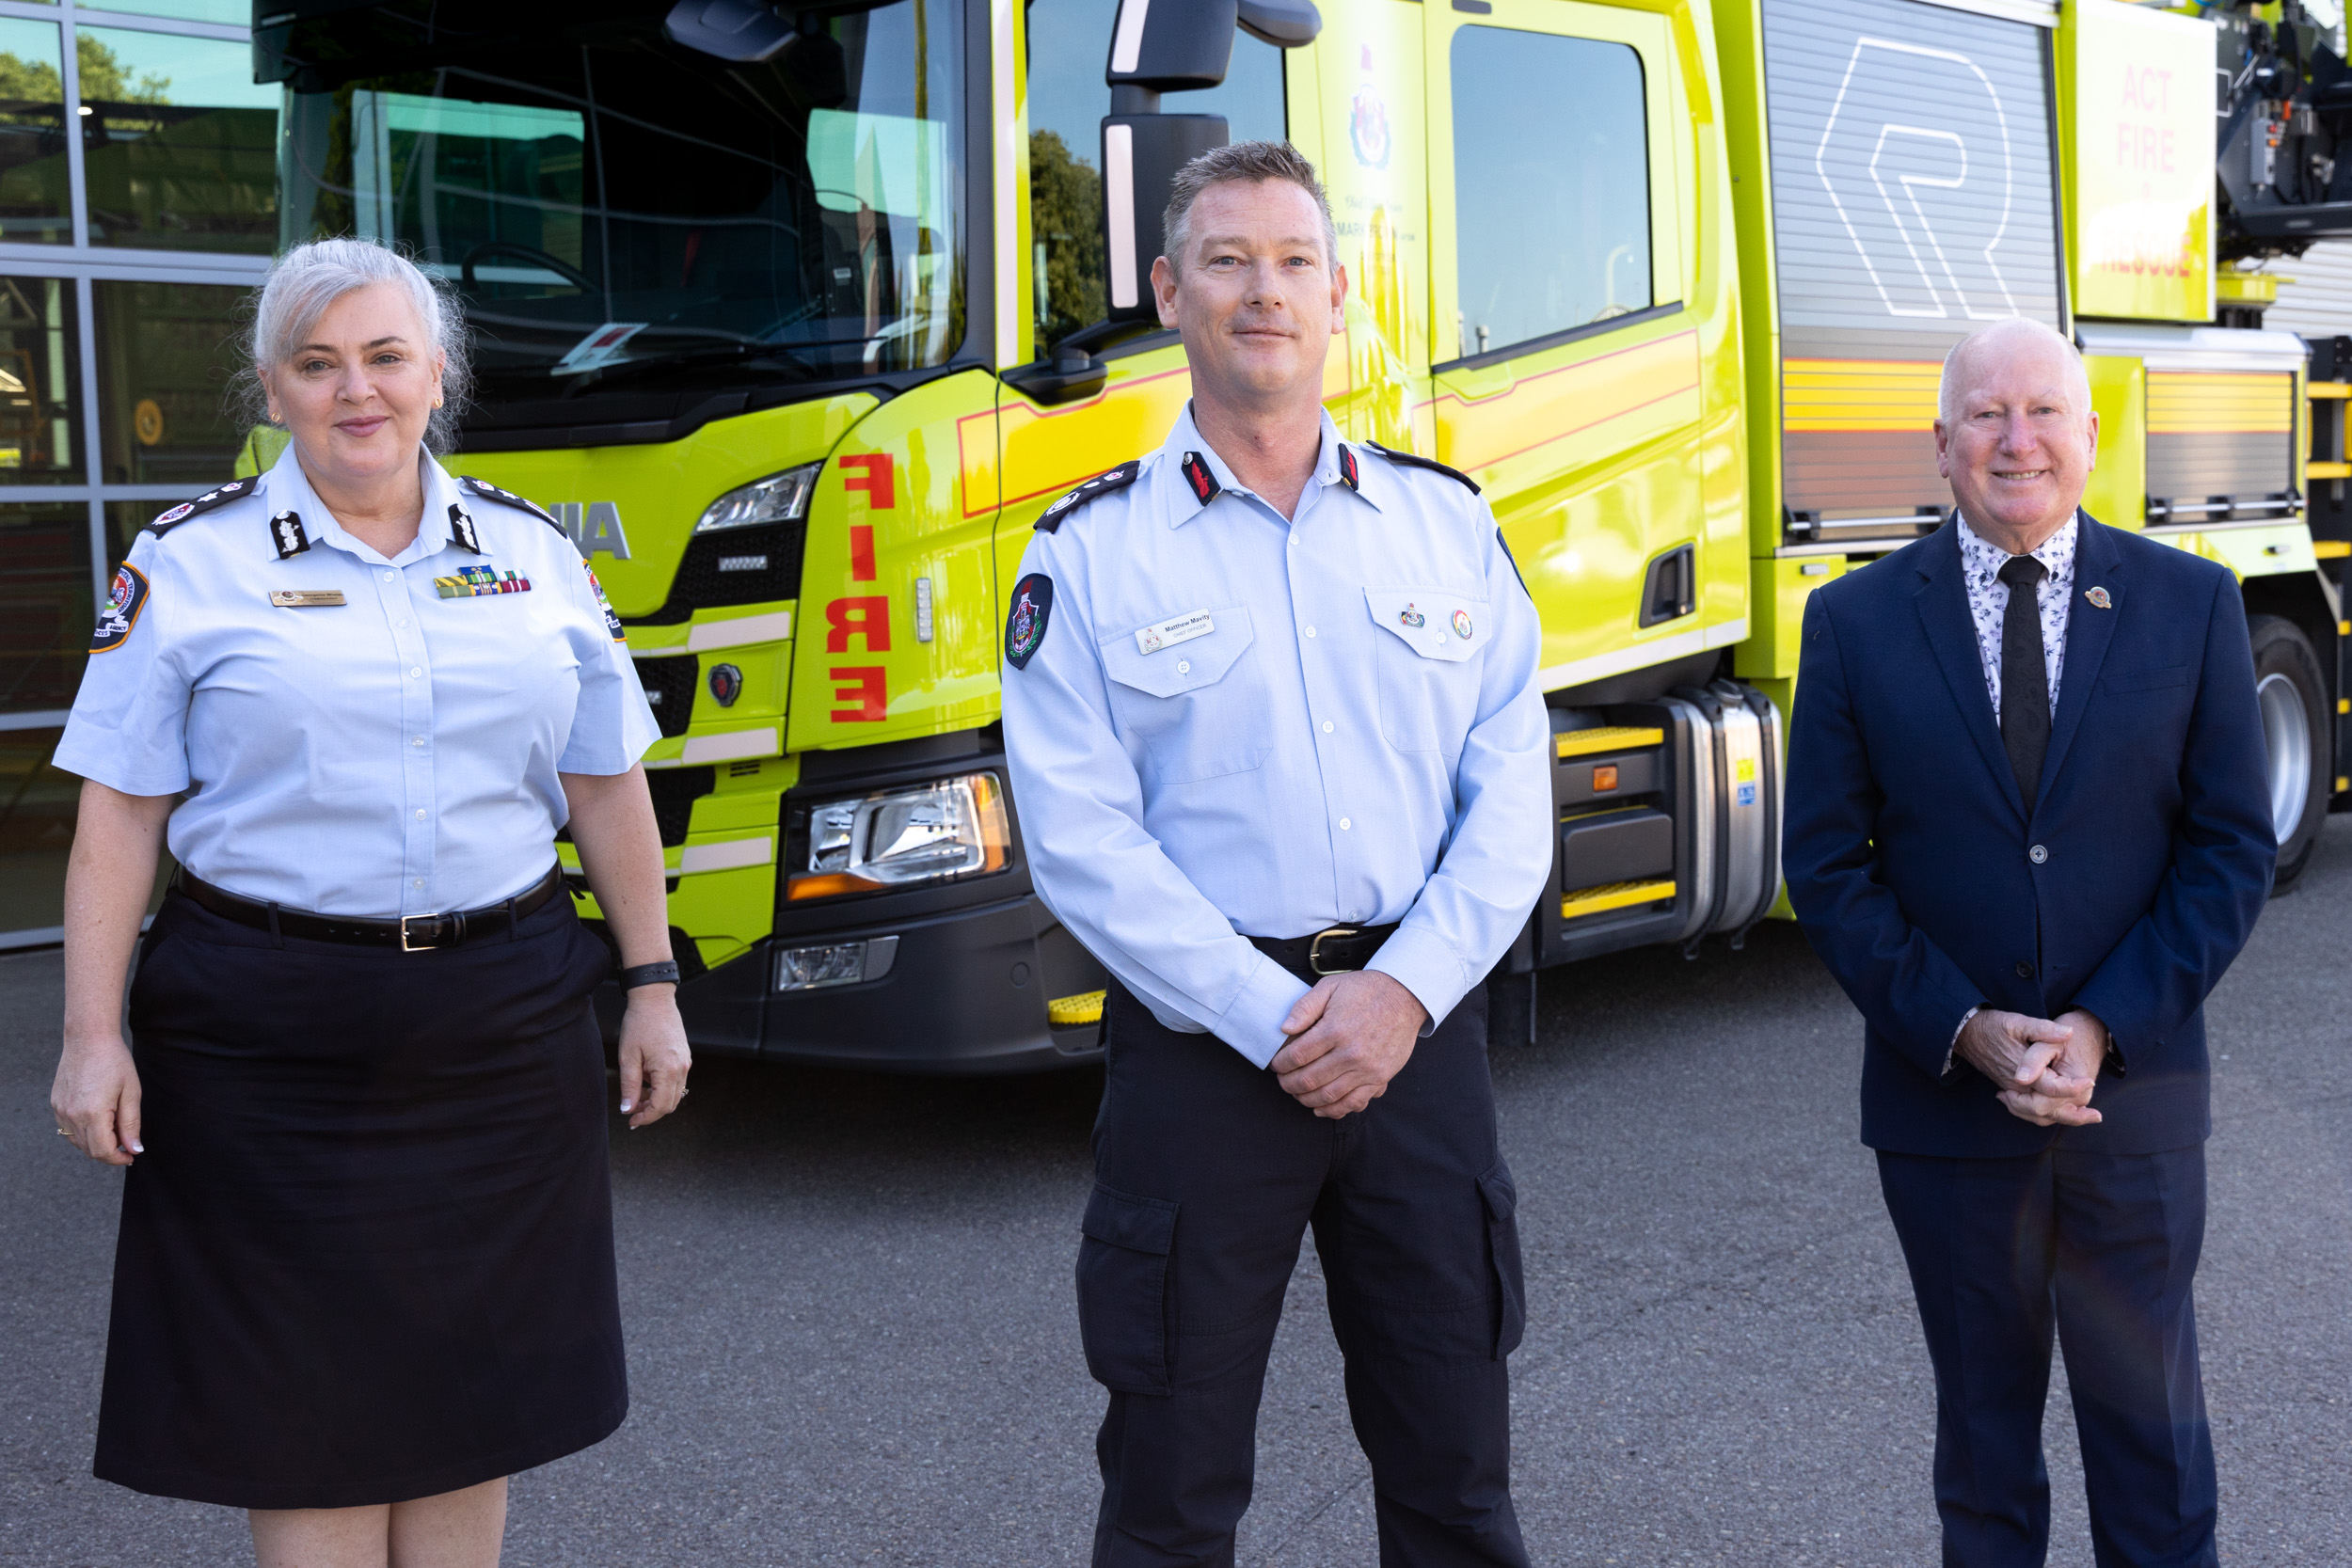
[[1939, 318, 2090, 427], [1932, 317, 2099, 554]]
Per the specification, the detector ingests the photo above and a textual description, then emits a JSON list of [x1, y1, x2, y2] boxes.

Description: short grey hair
[[238, 237, 471, 454], [1938, 317, 2089, 426], [1162, 140, 1339, 270]]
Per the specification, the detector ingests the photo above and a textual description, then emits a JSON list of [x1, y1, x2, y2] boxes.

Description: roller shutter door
[[1760, 0, 2063, 544], [2144, 372, 2296, 523]]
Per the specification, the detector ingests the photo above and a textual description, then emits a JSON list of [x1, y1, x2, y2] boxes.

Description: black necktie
[[1997, 554, 2050, 812]]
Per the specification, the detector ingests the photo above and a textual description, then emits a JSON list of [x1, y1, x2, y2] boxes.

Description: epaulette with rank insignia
[[147, 475, 258, 534], [1361, 440, 1482, 496], [456, 475, 566, 533], [1036, 459, 1140, 532]]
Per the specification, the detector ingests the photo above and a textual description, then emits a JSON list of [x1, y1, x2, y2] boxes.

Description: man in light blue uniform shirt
[[56, 445, 658, 917], [1002, 142, 1549, 1568]]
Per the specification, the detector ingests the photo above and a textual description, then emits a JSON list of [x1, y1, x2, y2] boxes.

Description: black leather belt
[[1248, 923, 1401, 984], [177, 864, 564, 951]]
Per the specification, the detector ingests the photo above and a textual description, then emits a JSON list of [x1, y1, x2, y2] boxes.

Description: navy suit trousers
[[1079, 981, 1529, 1568], [1877, 1144, 2217, 1568]]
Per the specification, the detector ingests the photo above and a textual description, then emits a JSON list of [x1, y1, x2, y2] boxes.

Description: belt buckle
[[399, 913, 442, 953], [1307, 926, 1360, 976]]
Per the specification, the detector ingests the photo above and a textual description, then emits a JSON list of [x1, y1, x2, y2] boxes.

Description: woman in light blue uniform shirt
[[46, 237, 690, 1568]]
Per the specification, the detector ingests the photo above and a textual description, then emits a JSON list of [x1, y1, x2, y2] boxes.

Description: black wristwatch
[[618, 960, 681, 990]]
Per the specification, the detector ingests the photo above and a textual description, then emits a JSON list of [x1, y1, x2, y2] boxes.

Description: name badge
[[1136, 610, 1214, 655], [269, 590, 346, 608]]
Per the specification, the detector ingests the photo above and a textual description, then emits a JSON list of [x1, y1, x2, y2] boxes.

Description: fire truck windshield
[[270, 1, 967, 404]]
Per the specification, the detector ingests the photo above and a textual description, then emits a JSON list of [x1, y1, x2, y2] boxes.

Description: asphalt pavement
[[7, 823, 2352, 1565]]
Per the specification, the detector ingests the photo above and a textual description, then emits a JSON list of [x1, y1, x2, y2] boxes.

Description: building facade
[[0, 0, 268, 943]]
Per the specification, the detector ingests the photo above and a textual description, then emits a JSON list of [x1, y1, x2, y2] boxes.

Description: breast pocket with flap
[[1099, 607, 1271, 784], [1366, 586, 1487, 754]]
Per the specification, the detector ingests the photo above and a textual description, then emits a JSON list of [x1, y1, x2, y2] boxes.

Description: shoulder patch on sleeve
[[1005, 573, 1054, 668], [147, 474, 258, 534], [1036, 460, 1140, 532], [90, 562, 151, 652], [457, 475, 566, 532], [582, 561, 626, 641], [1361, 440, 1481, 496]]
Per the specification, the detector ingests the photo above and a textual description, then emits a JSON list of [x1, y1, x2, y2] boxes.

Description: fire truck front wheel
[[2249, 612, 2329, 890]]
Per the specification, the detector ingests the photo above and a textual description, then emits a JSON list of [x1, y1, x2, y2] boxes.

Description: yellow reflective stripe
[[1782, 359, 1942, 432], [2147, 372, 2294, 434], [1562, 879, 1677, 920], [1556, 725, 1665, 758]]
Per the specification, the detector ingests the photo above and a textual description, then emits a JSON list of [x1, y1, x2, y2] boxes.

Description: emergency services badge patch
[[583, 561, 626, 641], [1006, 573, 1054, 670], [91, 562, 150, 653]]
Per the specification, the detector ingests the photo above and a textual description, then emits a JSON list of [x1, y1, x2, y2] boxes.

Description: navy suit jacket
[[1784, 514, 2276, 1157]]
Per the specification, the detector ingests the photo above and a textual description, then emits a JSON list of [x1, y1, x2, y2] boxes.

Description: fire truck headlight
[[695, 461, 822, 534], [785, 771, 1009, 901]]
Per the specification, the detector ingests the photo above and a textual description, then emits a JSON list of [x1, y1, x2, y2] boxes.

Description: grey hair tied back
[[235, 237, 471, 454]]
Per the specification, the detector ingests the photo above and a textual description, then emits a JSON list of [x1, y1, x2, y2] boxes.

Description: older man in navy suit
[[1784, 316, 2275, 1568]]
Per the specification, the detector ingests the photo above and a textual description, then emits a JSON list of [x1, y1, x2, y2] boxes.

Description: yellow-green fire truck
[[249, 0, 2352, 1068]]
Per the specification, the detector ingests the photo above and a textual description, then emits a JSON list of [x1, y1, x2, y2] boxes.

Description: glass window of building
[[0, 727, 80, 941], [0, 494, 92, 942], [0, 275, 80, 482], [1450, 26, 1650, 357], [0, 4, 267, 945], [0, 498, 91, 718], [0, 18, 71, 245], [80, 25, 279, 252], [96, 278, 249, 486]]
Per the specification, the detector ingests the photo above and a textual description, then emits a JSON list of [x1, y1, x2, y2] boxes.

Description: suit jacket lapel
[[1913, 515, 2026, 820], [2039, 511, 2124, 800]]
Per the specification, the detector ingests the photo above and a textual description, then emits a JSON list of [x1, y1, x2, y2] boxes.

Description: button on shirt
[[1001, 406, 1552, 1067], [1944, 511, 2080, 1069], [55, 443, 659, 916], [1958, 511, 2076, 721]]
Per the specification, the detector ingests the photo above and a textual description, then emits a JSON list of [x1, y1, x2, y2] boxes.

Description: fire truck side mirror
[[1094, 0, 1325, 321], [1100, 113, 1230, 321], [1235, 0, 1322, 48], [1106, 0, 1243, 92]]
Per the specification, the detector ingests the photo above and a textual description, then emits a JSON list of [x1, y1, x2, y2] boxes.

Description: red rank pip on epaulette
[[1180, 451, 1220, 505]]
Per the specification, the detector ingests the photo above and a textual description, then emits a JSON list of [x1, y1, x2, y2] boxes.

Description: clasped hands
[[1956, 1006, 2110, 1127], [1269, 970, 1427, 1118]]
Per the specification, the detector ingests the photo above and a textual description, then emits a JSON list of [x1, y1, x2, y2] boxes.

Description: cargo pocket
[[1075, 1182, 1179, 1394], [1479, 1161, 1526, 1358]]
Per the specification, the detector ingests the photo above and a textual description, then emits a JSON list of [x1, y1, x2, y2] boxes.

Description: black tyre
[[2248, 613, 2329, 890]]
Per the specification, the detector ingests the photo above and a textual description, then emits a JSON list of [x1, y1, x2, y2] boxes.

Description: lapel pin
[[2086, 586, 2112, 610]]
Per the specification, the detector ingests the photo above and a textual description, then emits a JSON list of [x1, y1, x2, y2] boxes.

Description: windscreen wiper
[[548, 341, 820, 394]]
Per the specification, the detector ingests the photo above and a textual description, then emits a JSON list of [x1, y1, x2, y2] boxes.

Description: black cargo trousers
[[1078, 977, 1531, 1568]]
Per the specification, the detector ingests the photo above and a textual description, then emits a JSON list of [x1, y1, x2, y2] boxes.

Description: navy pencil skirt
[[91, 883, 628, 1509]]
